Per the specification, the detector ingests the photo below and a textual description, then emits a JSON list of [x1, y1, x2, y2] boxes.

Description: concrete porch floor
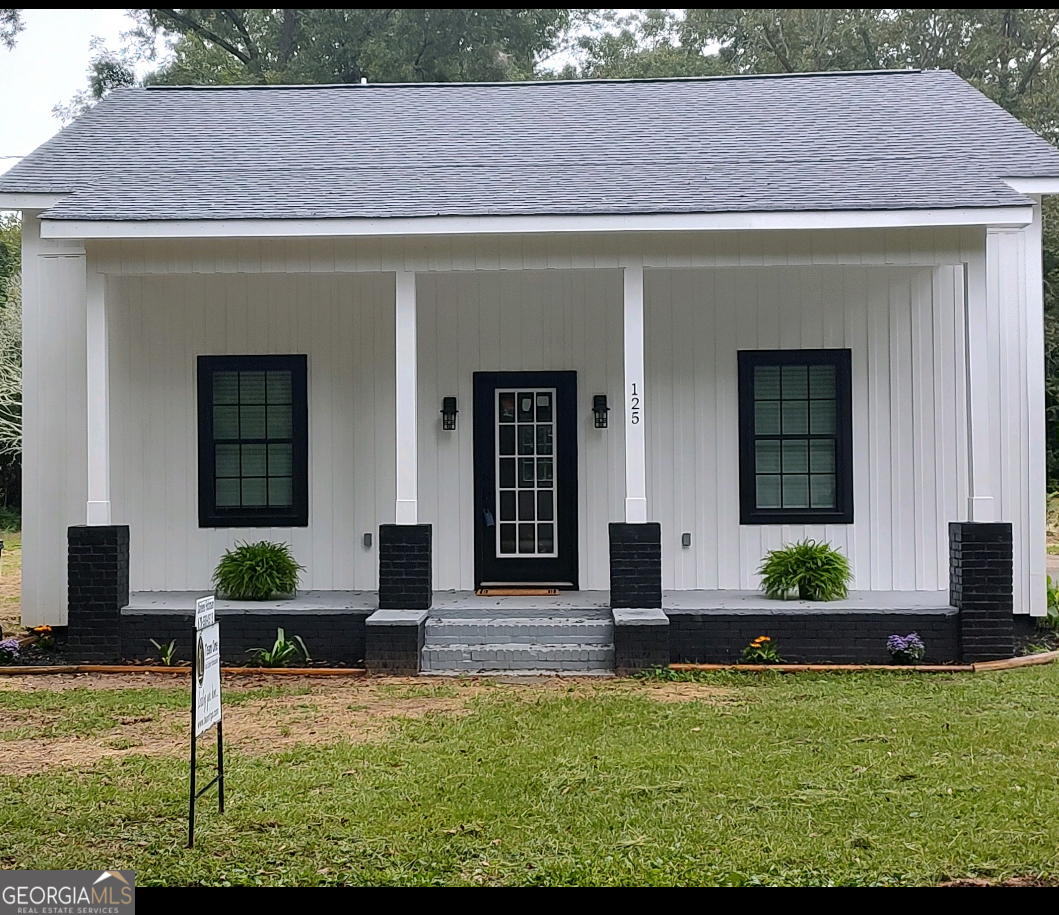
[[124, 589, 953, 614]]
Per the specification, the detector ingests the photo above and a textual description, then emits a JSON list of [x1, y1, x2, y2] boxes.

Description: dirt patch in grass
[[940, 876, 1059, 886], [0, 674, 735, 774], [0, 533, 20, 638], [628, 680, 735, 703], [0, 676, 480, 774]]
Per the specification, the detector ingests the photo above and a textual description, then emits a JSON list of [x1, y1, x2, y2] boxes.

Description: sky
[[0, 9, 139, 176]]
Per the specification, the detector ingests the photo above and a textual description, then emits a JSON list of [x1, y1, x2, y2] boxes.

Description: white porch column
[[1025, 198, 1047, 613], [86, 269, 111, 525], [623, 265, 647, 524], [394, 271, 418, 524], [964, 250, 994, 521]]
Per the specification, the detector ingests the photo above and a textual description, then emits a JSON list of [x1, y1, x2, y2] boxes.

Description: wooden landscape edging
[[0, 650, 1055, 677], [668, 650, 1059, 674]]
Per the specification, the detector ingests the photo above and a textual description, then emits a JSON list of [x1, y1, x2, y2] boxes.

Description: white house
[[2, 69, 1056, 672]]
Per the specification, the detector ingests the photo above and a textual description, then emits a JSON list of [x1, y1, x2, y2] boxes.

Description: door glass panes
[[752, 360, 838, 511], [496, 389, 558, 557], [213, 369, 295, 509]]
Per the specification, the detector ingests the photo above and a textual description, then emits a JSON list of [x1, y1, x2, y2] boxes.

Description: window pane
[[781, 365, 808, 399], [240, 371, 266, 404], [811, 474, 836, 509], [756, 439, 781, 473], [214, 406, 239, 440], [517, 393, 535, 423], [518, 490, 535, 521], [809, 439, 835, 473], [213, 372, 239, 405], [754, 365, 781, 400], [215, 443, 240, 478], [518, 425, 535, 455], [537, 490, 554, 521], [782, 475, 810, 509], [266, 371, 292, 405], [536, 425, 553, 455], [499, 524, 516, 554], [240, 405, 266, 438], [519, 458, 535, 486], [782, 439, 808, 473], [268, 443, 293, 477], [267, 404, 293, 439], [216, 479, 240, 507], [499, 491, 516, 522], [268, 477, 293, 507], [755, 400, 781, 435], [810, 399, 836, 435], [538, 523, 554, 553], [536, 393, 553, 422], [498, 393, 515, 423], [537, 457, 553, 486], [499, 458, 516, 489], [518, 523, 535, 553], [499, 425, 515, 455], [782, 400, 808, 434], [241, 443, 267, 477], [242, 478, 267, 506], [756, 474, 781, 509], [809, 364, 836, 398]]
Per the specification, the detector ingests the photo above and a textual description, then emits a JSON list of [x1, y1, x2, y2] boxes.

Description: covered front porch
[[32, 221, 1034, 670]]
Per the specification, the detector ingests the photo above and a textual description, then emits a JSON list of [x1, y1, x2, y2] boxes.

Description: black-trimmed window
[[738, 349, 853, 525], [197, 355, 308, 527]]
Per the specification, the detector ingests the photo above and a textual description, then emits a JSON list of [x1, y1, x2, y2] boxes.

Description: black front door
[[473, 371, 579, 589]]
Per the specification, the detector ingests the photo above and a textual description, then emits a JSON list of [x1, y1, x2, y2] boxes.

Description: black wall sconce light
[[441, 396, 458, 431], [592, 394, 610, 429]]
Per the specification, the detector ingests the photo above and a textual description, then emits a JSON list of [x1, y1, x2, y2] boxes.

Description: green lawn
[[3, 668, 1059, 886]]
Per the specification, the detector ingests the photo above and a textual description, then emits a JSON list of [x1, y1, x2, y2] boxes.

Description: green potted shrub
[[758, 539, 852, 601], [213, 540, 304, 601]]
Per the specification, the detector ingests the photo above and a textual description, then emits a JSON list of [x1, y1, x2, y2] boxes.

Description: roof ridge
[[142, 68, 926, 91]]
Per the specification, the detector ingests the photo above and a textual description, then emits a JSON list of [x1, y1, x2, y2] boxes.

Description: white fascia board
[[1004, 178, 1059, 195], [39, 206, 1034, 240], [0, 193, 68, 211]]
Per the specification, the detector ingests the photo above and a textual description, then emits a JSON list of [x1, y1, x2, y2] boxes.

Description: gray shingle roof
[[4, 69, 1058, 222]]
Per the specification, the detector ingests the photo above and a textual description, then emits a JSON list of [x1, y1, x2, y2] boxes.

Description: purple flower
[[887, 632, 925, 659], [0, 637, 19, 660]]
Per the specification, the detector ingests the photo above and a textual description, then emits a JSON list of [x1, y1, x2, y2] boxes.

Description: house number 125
[[630, 383, 641, 424]]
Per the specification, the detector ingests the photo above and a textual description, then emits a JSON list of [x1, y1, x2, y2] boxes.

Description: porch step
[[424, 616, 612, 645], [421, 611, 615, 673]]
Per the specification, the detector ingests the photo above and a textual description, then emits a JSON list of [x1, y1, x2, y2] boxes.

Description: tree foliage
[[133, 9, 579, 85], [0, 9, 22, 50]]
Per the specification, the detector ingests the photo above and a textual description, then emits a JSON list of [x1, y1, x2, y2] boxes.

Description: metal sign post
[[189, 595, 224, 848]]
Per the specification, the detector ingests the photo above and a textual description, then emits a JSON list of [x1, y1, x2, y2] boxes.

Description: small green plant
[[248, 628, 311, 668], [149, 639, 178, 666], [740, 635, 784, 664], [213, 540, 303, 601], [758, 539, 852, 601]]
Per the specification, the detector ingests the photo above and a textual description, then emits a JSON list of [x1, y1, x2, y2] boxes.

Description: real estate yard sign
[[194, 600, 221, 734], [189, 595, 224, 847]]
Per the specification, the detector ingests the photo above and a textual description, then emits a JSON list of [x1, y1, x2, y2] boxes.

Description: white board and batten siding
[[107, 272, 396, 596], [20, 224, 1045, 623]]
